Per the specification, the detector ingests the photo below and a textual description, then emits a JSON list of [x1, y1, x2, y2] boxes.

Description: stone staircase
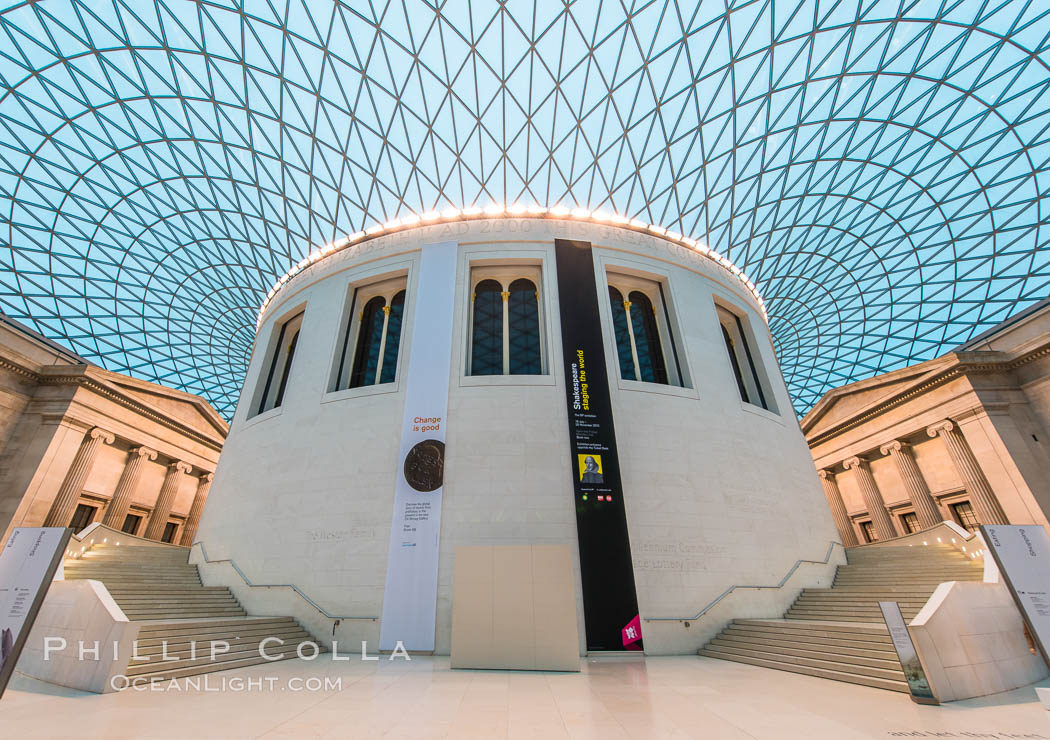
[[64, 543, 318, 681], [700, 544, 984, 692]]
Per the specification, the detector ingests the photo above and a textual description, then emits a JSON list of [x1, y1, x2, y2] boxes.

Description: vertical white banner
[[379, 241, 458, 652], [0, 527, 71, 698]]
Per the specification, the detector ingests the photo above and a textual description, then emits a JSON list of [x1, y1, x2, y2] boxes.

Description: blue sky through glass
[[0, 0, 1048, 419]]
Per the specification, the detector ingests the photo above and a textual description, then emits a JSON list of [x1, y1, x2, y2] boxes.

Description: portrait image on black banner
[[554, 238, 642, 651]]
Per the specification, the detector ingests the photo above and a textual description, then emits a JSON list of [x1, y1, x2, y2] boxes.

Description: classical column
[[101, 446, 158, 530], [42, 427, 115, 527], [144, 461, 192, 541], [818, 469, 859, 547], [879, 440, 942, 529], [843, 456, 898, 541], [927, 420, 1008, 525], [179, 473, 213, 546]]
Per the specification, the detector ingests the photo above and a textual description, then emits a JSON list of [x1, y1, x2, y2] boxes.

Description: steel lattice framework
[[1, 0, 1048, 419]]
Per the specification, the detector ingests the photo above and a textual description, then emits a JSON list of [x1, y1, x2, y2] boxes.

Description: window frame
[[465, 263, 548, 378], [605, 269, 685, 389], [249, 304, 307, 419], [714, 299, 778, 414], [949, 501, 979, 532], [331, 274, 409, 392]]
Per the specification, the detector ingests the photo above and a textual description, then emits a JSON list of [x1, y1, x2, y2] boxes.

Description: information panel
[[878, 601, 938, 704], [0, 527, 71, 699], [554, 239, 642, 651], [981, 524, 1050, 668], [379, 241, 458, 652]]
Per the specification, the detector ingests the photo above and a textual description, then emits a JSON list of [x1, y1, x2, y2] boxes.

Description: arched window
[[508, 278, 541, 374], [256, 309, 305, 415], [273, 328, 299, 406], [350, 296, 387, 388], [720, 323, 750, 403], [379, 290, 406, 384], [607, 275, 680, 386], [608, 286, 635, 381], [333, 276, 409, 391], [471, 279, 504, 375], [717, 304, 771, 411], [468, 267, 545, 376], [627, 291, 668, 384]]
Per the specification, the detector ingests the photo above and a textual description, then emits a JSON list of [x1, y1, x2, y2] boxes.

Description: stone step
[[701, 643, 907, 681], [123, 649, 321, 682], [131, 627, 312, 657], [134, 626, 301, 650], [126, 641, 318, 676], [65, 566, 200, 574], [721, 628, 897, 657], [126, 612, 248, 622], [814, 587, 938, 596], [699, 648, 908, 693], [831, 579, 974, 585], [789, 604, 919, 617], [784, 614, 884, 623], [714, 633, 898, 663], [793, 597, 929, 608], [137, 617, 301, 637], [115, 594, 238, 604], [124, 606, 247, 616], [788, 602, 922, 613], [727, 621, 894, 645], [71, 553, 193, 561], [833, 568, 981, 577], [707, 637, 904, 672]]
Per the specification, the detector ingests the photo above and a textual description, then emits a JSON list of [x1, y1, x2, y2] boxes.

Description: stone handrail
[[65, 521, 185, 562], [645, 540, 843, 622], [849, 519, 984, 561]]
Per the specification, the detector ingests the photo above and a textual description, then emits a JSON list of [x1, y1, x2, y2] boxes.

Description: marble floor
[[4, 655, 1048, 739]]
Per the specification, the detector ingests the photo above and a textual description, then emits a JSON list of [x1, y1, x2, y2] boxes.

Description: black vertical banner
[[554, 239, 642, 651]]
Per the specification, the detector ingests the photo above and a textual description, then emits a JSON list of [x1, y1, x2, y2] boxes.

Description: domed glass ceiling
[[1, 1, 1048, 420]]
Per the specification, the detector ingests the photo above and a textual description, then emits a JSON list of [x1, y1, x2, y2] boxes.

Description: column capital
[[169, 460, 192, 475], [817, 469, 835, 481], [879, 440, 907, 456], [927, 419, 955, 437], [842, 456, 867, 470], [88, 427, 116, 444], [199, 472, 214, 484], [130, 445, 158, 461]]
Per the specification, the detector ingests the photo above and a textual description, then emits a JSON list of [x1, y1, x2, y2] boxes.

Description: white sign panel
[[981, 525, 1050, 668], [379, 241, 458, 652], [878, 601, 937, 704], [0, 527, 71, 698]]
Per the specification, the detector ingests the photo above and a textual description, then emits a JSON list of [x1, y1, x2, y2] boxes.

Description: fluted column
[[843, 456, 898, 541], [927, 420, 1008, 525], [879, 440, 942, 529], [179, 473, 213, 546], [818, 469, 859, 547], [144, 461, 192, 540], [43, 427, 115, 527], [101, 446, 158, 529]]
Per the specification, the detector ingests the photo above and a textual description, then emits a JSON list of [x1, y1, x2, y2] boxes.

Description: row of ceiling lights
[[257, 204, 766, 328]]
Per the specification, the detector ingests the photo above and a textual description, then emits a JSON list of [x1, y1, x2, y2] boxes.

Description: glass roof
[[1, 1, 1047, 420]]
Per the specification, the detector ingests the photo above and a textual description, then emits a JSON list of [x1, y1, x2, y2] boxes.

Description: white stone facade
[[196, 217, 837, 655]]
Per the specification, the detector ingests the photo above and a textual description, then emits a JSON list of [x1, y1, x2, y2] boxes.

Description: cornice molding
[[0, 355, 40, 381], [36, 372, 224, 452], [804, 336, 1050, 448]]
